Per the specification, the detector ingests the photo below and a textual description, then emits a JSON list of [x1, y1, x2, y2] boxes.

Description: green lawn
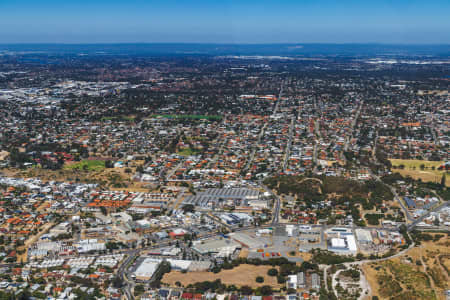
[[390, 159, 448, 186], [100, 116, 135, 121], [150, 114, 222, 121], [65, 160, 106, 171], [390, 159, 444, 169], [177, 148, 200, 156]]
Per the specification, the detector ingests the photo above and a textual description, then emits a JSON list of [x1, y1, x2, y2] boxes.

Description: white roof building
[[329, 235, 357, 255], [355, 229, 373, 243], [330, 238, 346, 249], [134, 258, 162, 281]]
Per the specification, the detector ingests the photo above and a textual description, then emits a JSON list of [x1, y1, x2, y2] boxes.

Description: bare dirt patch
[[162, 264, 281, 288], [389, 159, 448, 186], [239, 249, 249, 258], [286, 250, 312, 261], [363, 234, 450, 300], [4, 165, 154, 192]]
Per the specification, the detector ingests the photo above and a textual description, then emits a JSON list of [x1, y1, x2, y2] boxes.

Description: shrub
[[277, 275, 286, 284], [267, 268, 278, 276]]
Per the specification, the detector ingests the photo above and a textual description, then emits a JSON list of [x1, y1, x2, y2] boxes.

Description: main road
[[282, 115, 295, 172], [407, 200, 449, 231], [344, 100, 363, 152], [244, 81, 285, 172], [328, 241, 416, 299]]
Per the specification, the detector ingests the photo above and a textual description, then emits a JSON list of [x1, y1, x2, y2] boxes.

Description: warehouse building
[[230, 232, 270, 249], [311, 273, 320, 290], [192, 238, 241, 257], [133, 258, 162, 281], [404, 196, 416, 209], [183, 188, 261, 208], [355, 229, 373, 244], [328, 235, 357, 255]]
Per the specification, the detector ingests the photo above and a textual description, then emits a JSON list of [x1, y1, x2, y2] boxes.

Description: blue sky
[[0, 0, 449, 44]]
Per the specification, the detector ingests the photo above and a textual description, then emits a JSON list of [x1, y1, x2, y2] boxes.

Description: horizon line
[[1, 42, 450, 46]]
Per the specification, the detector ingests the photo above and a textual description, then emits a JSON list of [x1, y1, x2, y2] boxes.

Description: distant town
[[0, 44, 448, 300]]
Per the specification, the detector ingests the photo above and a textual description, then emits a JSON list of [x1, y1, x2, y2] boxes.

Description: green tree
[[267, 268, 278, 276], [100, 206, 107, 216], [240, 286, 253, 295], [134, 284, 145, 296], [277, 275, 286, 284], [182, 204, 195, 213], [258, 286, 272, 296]]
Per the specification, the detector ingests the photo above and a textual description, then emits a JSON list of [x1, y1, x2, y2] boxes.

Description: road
[[372, 171, 449, 232], [167, 188, 186, 211], [407, 200, 449, 231], [368, 137, 416, 224], [18, 221, 54, 263], [114, 213, 432, 300], [314, 117, 321, 139], [282, 115, 295, 171], [311, 112, 322, 166], [244, 81, 285, 172], [344, 100, 363, 152], [114, 171, 443, 300], [245, 122, 268, 171], [370, 172, 414, 223], [371, 130, 378, 160], [206, 117, 227, 169], [388, 184, 414, 222], [117, 249, 140, 300], [329, 241, 415, 299], [273, 81, 284, 115], [259, 184, 281, 225], [165, 159, 185, 181]]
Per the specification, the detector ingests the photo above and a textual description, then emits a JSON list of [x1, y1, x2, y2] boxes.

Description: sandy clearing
[[162, 264, 281, 288], [363, 234, 450, 300]]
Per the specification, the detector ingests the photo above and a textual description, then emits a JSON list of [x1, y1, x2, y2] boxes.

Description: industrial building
[[192, 238, 241, 257], [230, 232, 270, 249], [326, 227, 357, 255], [286, 224, 295, 237], [219, 213, 253, 226], [76, 239, 106, 253], [133, 257, 211, 281], [355, 229, 373, 244], [311, 273, 320, 290], [166, 259, 211, 272], [328, 235, 357, 255], [183, 188, 260, 208], [286, 272, 305, 289], [404, 196, 416, 209], [133, 258, 162, 281]]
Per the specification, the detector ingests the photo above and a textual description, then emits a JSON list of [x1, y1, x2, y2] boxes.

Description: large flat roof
[[330, 238, 346, 248], [193, 238, 240, 254], [347, 235, 357, 252], [134, 258, 161, 279], [183, 188, 260, 207], [355, 229, 373, 242]]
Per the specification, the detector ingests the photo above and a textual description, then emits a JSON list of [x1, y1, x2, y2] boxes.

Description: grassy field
[[162, 265, 281, 288], [363, 233, 450, 300], [177, 148, 200, 156], [65, 160, 106, 171], [6, 160, 154, 192], [100, 116, 135, 121], [150, 114, 222, 121], [390, 159, 445, 169], [390, 159, 449, 186]]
